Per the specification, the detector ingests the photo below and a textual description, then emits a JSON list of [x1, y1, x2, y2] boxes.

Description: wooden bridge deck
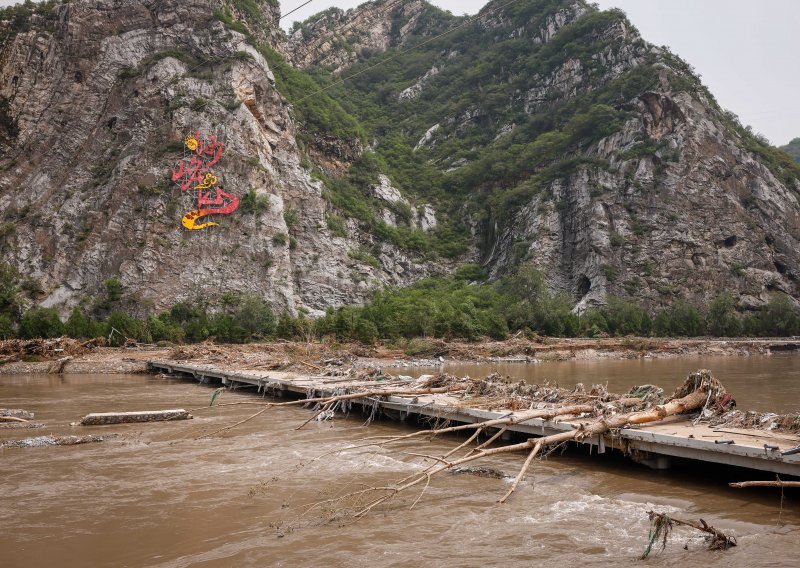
[[148, 360, 800, 477]]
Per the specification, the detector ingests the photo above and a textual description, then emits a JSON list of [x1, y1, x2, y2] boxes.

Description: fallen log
[[80, 409, 192, 426], [0, 416, 30, 423], [1, 435, 110, 449], [0, 409, 35, 420], [729, 480, 800, 489], [642, 511, 736, 558]]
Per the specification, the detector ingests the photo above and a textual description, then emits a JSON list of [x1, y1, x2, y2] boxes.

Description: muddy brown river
[[2, 355, 799, 567]]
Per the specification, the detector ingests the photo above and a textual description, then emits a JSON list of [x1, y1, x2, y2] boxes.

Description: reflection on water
[[0, 370, 798, 567], [388, 353, 800, 414]]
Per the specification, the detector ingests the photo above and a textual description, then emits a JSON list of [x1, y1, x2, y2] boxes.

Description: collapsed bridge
[[148, 360, 800, 477]]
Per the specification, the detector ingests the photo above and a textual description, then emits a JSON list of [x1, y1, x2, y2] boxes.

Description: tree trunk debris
[[729, 480, 800, 489], [231, 369, 737, 544], [0, 409, 35, 420], [79, 409, 192, 425]]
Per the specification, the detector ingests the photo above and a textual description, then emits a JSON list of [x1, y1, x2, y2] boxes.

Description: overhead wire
[[281, 0, 315, 21]]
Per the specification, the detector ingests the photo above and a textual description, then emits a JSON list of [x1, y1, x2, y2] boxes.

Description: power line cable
[[281, 0, 315, 21]]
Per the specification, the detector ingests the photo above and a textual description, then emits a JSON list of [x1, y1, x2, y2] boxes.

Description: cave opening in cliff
[[577, 275, 591, 298]]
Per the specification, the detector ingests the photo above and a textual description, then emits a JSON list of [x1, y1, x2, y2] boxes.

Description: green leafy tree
[[707, 292, 741, 337], [64, 307, 106, 339], [654, 301, 705, 337], [0, 262, 23, 323], [19, 307, 64, 339], [601, 297, 652, 336]]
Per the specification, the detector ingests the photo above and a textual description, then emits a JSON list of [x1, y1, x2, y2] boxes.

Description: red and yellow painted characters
[[171, 131, 239, 230]]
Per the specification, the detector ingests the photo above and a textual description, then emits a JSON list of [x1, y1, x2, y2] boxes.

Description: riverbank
[[1, 336, 798, 375]]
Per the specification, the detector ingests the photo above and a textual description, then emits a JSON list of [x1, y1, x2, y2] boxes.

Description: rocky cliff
[[289, 0, 800, 312], [2, 0, 800, 317], [285, 0, 451, 72], [0, 0, 438, 316]]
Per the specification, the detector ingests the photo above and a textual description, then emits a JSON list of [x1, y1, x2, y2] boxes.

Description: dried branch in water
[[642, 511, 737, 559], [298, 371, 722, 517], [194, 385, 465, 439]]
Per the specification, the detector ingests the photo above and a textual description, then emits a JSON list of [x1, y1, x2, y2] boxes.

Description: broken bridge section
[[147, 360, 800, 477]]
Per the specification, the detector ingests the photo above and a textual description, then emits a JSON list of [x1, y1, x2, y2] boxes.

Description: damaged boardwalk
[[148, 360, 800, 477]]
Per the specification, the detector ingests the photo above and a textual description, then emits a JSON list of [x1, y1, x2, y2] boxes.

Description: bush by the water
[[1, 261, 799, 344]]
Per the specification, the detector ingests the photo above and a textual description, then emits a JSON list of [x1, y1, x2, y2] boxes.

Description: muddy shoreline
[[1, 337, 798, 375]]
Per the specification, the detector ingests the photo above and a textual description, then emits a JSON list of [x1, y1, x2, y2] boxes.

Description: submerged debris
[[642, 511, 737, 559], [450, 466, 509, 479], [0, 422, 45, 430], [1, 435, 110, 449]]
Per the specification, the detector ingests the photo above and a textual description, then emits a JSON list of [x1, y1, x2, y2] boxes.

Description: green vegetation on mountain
[[258, 45, 365, 142], [274, 0, 800, 268], [4, 0, 800, 342], [2, 261, 799, 344], [318, 3, 654, 225], [780, 138, 800, 164], [0, 0, 65, 44], [278, 0, 684, 261]]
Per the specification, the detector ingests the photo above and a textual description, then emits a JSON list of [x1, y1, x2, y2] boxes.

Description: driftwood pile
[[710, 409, 800, 433], [221, 368, 746, 557], [0, 337, 100, 364], [208, 370, 732, 512]]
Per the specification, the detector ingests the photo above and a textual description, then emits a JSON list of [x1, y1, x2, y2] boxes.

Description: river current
[[2, 355, 799, 566]]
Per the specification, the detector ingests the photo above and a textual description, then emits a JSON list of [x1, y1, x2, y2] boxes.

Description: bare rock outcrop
[[0, 0, 433, 315]]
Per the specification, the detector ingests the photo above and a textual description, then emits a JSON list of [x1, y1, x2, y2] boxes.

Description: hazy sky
[[1, 0, 797, 144]]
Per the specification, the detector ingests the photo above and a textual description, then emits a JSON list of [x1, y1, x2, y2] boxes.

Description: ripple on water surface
[[1, 373, 798, 567]]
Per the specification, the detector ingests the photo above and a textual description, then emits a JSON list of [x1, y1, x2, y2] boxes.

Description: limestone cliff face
[[491, 86, 800, 311], [473, 19, 800, 311], [286, 0, 439, 72], [287, 0, 800, 311], [0, 0, 433, 315], [3, 0, 800, 317]]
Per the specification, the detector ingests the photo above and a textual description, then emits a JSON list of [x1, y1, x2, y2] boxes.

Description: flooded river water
[[2, 355, 799, 567], [388, 353, 800, 413]]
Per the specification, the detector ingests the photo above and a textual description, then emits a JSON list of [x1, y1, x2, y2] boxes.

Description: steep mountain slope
[[2, 0, 800, 319], [781, 138, 800, 163], [292, 0, 800, 311], [0, 0, 442, 315]]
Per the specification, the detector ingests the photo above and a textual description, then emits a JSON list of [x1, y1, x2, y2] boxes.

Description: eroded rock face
[[488, 87, 800, 311], [286, 0, 429, 72], [3, 0, 799, 319], [0, 0, 433, 315]]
